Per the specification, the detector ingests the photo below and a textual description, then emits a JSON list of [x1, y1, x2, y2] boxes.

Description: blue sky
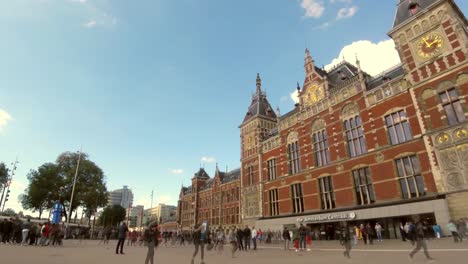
[[1, 0, 467, 213]]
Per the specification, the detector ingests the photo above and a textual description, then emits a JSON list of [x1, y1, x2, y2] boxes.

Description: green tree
[[20, 163, 62, 219], [98, 205, 126, 227], [0, 162, 8, 192], [2, 208, 16, 217], [20, 151, 108, 221]]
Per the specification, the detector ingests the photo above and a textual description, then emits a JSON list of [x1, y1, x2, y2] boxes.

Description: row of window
[[279, 88, 465, 178], [275, 110, 413, 178], [268, 155, 425, 216]]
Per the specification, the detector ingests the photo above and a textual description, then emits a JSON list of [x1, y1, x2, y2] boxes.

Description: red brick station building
[[177, 0, 468, 239]]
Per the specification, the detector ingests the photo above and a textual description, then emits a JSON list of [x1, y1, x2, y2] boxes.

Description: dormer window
[[409, 1, 420, 16], [382, 76, 392, 83], [338, 70, 348, 81]]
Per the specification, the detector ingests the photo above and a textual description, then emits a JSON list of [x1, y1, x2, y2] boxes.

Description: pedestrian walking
[[282, 227, 290, 250], [116, 222, 128, 254], [228, 227, 238, 258], [447, 220, 460, 243], [339, 224, 352, 259], [409, 221, 435, 262], [243, 225, 251, 250], [251, 226, 257, 250], [236, 227, 244, 251], [298, 224, 307, 251], [399, 223, 406, 241], [375, 223, 383, 242], [144, 223, 160, 264], [21, 218, 31, 246], [191, 222, 208, 264], [216, 229, 225, 254], [432, 224, 441, 239]]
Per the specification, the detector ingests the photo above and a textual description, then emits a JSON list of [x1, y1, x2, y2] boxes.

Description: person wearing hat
[[144, 222, 160, 264]]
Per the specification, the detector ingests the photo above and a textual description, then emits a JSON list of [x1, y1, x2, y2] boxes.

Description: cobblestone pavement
[[0, 239, 467, 264]]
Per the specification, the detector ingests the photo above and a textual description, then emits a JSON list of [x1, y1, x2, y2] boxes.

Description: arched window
[[343, 116, 367, 158], [287, 132, 301, 175], [311, 119, 330, 167], [439, 87, 465, 125]]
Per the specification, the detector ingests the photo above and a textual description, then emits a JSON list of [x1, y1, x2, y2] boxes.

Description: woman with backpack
[[144, 223, 160, 264]]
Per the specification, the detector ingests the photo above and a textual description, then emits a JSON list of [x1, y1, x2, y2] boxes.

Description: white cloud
[[0, 109, 12, 131], [201, 157, 216, 164], [337, 6, 358, 20], [301, 0, 325, 18], [71, 0, 88, 3], [84, 19, 96, 28], [290, 90, 300, 104], [330, 0, 353, 4], [325, 39, 401, 76], [170, 169, 184, 175]]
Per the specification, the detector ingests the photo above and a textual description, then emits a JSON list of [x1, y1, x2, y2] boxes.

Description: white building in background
[[126, 205, 144, 229], [108, 186, 134, 209], [144, 204, 177, 225]]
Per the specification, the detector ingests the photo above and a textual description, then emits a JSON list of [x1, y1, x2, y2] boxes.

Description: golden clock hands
[[427, 38, 440, 48], [423, 38, 431, 47]]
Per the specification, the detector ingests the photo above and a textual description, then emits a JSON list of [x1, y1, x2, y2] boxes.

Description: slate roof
[[392, 0, 440, 29], [193, 168, 210, 180], [200, 179, 213, 191], [326, 62, 361, 86], [367, 65, 406, 91], [221, 168, 240, 184], [242, 74, 277, 124], [242, 93, 277, 124]]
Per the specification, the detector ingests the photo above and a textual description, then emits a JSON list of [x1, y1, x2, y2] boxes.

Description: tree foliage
[[20, 152, 109, 220], [1, 208, 16, 217], [0, 162, 9, 188], [98, 205, 126, 227]]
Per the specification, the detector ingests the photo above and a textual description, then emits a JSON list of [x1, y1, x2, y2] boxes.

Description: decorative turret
[[241, 73, 277, 124], [304, 48, 315, 75]]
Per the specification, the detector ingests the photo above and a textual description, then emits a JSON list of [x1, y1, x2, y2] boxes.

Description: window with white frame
[[267, 158, 277, 181], [385, 110, 413, 145], [344, 116, 367, 158], [268, 189, 279, 216], [395, 155, 425, 199], [291, 183, 304, 213], [439, 88, 465, 125], [352, 167, 375, 205], [312, 129, 331, 166], [318, 176, 335, 210]]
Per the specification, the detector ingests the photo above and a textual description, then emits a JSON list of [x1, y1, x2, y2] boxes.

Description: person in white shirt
[[251, 227, 258, 250], [375, 223, 383, 242]]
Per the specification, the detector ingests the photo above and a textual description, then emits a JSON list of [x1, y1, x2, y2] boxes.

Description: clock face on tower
[[416, 32, 444, 59], [305, 84, 325, 105]]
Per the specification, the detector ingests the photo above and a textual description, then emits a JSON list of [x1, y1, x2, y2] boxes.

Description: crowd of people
[[0, 217, 64, 246]]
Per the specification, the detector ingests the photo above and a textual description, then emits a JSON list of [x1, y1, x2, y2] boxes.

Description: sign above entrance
[[297, 212, 357, 223]]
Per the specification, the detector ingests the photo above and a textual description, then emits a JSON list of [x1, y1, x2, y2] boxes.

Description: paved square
[[0, 239, 467, 264]]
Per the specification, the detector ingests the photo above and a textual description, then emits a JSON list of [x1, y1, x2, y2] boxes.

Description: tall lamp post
[[0, 158, 19, 212], [66, 149, 82, 238]]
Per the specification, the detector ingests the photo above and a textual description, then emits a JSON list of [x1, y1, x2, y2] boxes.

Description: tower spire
[[304, 48, 315, 75], [256, 73, 262, 95]]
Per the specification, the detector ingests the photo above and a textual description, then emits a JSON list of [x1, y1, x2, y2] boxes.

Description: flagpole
[[66, 148, 82, 238]]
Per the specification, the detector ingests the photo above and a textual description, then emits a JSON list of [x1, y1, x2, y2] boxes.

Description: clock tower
[[389, 0, 468, 222], [388, 0, 467, 84], [240, 74, 277, 225]]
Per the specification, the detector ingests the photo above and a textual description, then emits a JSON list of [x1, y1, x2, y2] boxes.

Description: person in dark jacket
[[409, 221, 435, 262], [243, 225, 251, 250], [115, 222, 128, 254], [236, 227, 244, 251], [339, 223, 352, 259], [144, 223, 160, 264], [282, 227, 291, 250]]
